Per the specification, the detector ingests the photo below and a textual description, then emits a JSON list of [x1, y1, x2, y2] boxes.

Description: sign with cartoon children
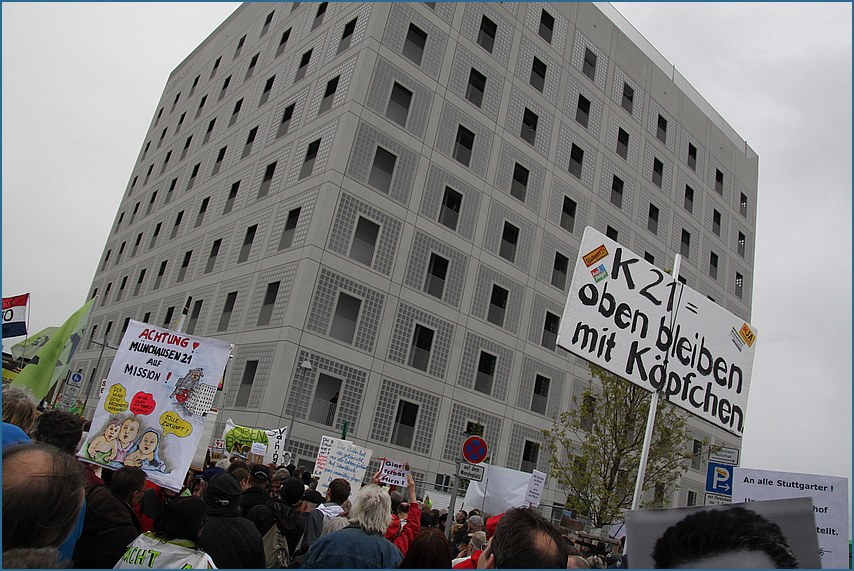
[[77, 320, 232, 491]]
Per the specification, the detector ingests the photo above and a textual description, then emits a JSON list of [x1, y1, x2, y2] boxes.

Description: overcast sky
[[3, 2, 851, 512]]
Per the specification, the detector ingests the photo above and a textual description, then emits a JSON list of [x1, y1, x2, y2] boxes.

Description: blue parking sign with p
[[705, 462, 733, 495]]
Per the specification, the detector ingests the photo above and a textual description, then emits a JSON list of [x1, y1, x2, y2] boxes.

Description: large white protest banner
[[558, 227, 757, 436], [314, 435, 351, 476], [221, 418, 288, 466], [77, 320, 232, 491], [463, 464, 532, 515], [316, 440, 372, 500], [733, 468, 848, 569]]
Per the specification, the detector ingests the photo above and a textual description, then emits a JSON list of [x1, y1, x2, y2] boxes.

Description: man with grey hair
[[302, 483, 403, 568]]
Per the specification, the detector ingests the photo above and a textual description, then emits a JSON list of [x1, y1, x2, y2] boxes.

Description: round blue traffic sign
[[462, 435, 488, 464]]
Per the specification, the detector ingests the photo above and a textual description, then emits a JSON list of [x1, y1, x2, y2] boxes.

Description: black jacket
[[198, 505, 266, 569], [240, 485, 269, 515], [246, 499, 304, 555], [72, 485, 141, 569]]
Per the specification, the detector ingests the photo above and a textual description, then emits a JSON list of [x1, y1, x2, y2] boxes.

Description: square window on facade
[[234, 360, 258, 407], [709, 251, 719, 279], [205, 238, 221, 274], [715, 169, 724, 194], [234, 35, 246, 59], [521, 108, 538, 145], [487, 284, 508, 327], [737, 232, 746, 257], [424, 253, 449, 299], [338, 18, 357, 54], [652, 158, 663, 187], [392, 399, 419, 447], [735, 272, 744, 298], [299, 139, 321, 179], [276, 28, 292, 57], [575, 94, 590, 128], [499, 221, 519, 262], [177, 250, 192, 283], [621, 83, 634, 114], [561, 196, 576, 233], [648, 204, 659, 235], [403, 24, 428, 66], [680, 229, 691, 259], [228, 98, 243, 127], [242, 127, 258, 159], [552, 252, 569, 290], [610, 176, 624, 209], [657, 115, 668, 144], [453, 125, 475, 167], [278, 207, 301, 250], [238, 225, 257, 263], [330, 291, 361, 344], [684, 184, 694, 213], [687, 143, 697, 170], [538, 9, 554, 43], [475, 351, 496, 395], [522, 440, 540, 472], [616, 128, 629, 159], [439, 186, 462, 230], [532, 374, 550, 414], [350, 216, 380, 266], [295, 49, 313, 82], [260, 76, 275, 106], [223, 181, 239, 215], [569, 144, 584, 178], [409, 325, 434, 372], [245, 53, 259, 81], [606, 225, 618, 241], [510, 162, 529, 202], [644, 251, 655, 264], [259, 162, 277, 198], [277, 103, 296, 138], [386, 82, 413, 127], [582, 48, 597, 81], [530, 57, 547, 92], [195, 197, 210, 228], [712, 209, 721, 236], [260, 10, 275, 37], [740, 193, 748, 217], [368, 147, 397, 193], [477, 15, 497, 53], [312, 1, 327, 30], [185, 300, 203, 335], [318, 75, 340, 115], [465, 68, 486, 108], [219, 75, 231, 101]]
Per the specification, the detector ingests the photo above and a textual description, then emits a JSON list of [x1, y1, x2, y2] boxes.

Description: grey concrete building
[[73, 2, 757, 520]]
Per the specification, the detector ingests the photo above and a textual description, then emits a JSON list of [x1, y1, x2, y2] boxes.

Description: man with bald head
[[2, 443, 86, 558]]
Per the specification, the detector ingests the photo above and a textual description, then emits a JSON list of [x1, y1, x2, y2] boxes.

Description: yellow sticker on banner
[[583, 245, 609, 267], [105, 384, 129, 413], [738, 324, 756, 347]]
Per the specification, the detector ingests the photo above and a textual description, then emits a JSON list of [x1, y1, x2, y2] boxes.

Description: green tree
[[541, 365, 702, 528]]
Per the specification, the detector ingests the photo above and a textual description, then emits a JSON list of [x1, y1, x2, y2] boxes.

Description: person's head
[[154, 496, 207, 541], [301, 489, 325, 512], [2, 443, 85, 551], [1, 547, 66, 569], [326, 477, 351, 505], [586, 555, 604, 569], [2, 385, 37, 434], [456, 510, 468, 524], [469, 530, 488, 551], [232, 467, 250, 490], [110, 466, 147, 506], [227, 459, 249, 474], [249, 463, 270, 487], [301, 471, 313, 486], [389, 490, 405, 514], [567, 555, 590, 569], [270, 468, 290, 496], [30, 409, 85, 455], [202, 473, 243, 510], [348, 484, 392, 534], [651, 506, 799, 569], [467, 514, 484, 532], [118, 417, 141, 446], [398, 527, 453, 568], [280, 477, 306, 505], [482, 506, 568, 569]]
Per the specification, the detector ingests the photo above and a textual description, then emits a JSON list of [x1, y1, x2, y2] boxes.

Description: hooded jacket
[[197, 473, 265, 569], [72, 484, 141, 569]]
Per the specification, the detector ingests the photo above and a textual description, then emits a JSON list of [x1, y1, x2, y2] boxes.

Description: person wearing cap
[[241, 463, 271, 515], [452, 530, 488, 568], [197, 472, 265, 569]]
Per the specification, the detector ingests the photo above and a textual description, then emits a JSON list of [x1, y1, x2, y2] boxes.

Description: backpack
[[261, 501, 300, 569]]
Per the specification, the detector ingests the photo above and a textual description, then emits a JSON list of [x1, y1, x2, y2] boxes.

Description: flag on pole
[[10, 327, 59, 360], [2, 294, 29, 338], [10, 298, 95, 400]]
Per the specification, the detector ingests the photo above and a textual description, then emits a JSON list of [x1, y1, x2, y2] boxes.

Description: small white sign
[[524, 470, 547, 506], [704, 492, 732, 505], [250, 441, 267, 457], [458, 462, 485, 482], [378, 458, 410, 487], [709, 446, 740, 465]]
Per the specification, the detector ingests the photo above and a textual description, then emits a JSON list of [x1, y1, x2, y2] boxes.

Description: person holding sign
[[378, 471, 422, 556]]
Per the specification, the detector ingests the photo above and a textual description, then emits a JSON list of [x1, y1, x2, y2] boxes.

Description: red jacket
[[383, 503, 422, 555], [453, 550, 483, 568]]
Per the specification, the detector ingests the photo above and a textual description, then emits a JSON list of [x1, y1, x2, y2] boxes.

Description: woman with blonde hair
[[2, 385, 37, 434]]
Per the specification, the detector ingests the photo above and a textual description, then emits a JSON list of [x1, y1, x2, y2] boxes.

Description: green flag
[[10, 326, 59, 360], [11, 299, 95, 400]]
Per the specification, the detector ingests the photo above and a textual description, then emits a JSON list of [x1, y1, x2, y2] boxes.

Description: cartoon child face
[[139, 431, 159, 455], [105, 423, 121, 441], [119, 419, 140, 445]]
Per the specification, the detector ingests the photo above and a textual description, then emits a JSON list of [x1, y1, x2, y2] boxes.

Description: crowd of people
[[4, 385, 630, 569]]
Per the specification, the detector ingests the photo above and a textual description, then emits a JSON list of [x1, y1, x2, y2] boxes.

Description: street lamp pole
[[82, 336, 119, 414]]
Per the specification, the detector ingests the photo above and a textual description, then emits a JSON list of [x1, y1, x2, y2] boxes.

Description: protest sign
[[463, 464, 533, 515], [558, 227, 757, 436], [222, 419, 288, 465], [733, 468, 848, 569], [378, 458, 410, 487], [524, 470, 547, 507], [314, 435, 350, 476], [190, 408, 218, 471], [316, 440, 371, 500], [626, 497, 820, 569], [77, 320, 232, 491]]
